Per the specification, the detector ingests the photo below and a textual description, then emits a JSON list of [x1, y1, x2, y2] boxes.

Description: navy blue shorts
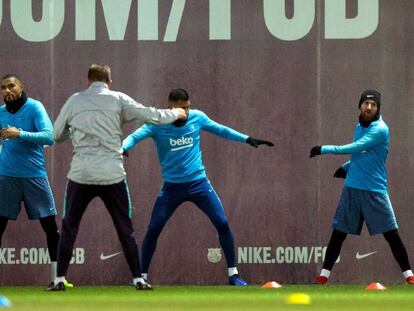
[[332, 186, 398, 235], [0, 175, 56, 220]]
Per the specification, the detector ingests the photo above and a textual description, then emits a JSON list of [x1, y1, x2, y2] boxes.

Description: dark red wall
[[0, 0, 413, 285]]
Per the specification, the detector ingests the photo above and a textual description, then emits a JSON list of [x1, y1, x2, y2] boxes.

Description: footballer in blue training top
[[0, 74, 60, 289], [310, 90, 414, 285], [123, 88, 273, 285]]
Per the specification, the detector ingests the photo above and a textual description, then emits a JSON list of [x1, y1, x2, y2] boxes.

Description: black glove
[[309, 145, 322, 158], [122, 149, 129, 157], [246, 137, 274, 148], [333, 166, 347, 179]]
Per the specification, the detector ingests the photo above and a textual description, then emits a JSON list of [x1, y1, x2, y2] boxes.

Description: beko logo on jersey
[[170, 137, 193, 146], [170, 137, 193, 151]]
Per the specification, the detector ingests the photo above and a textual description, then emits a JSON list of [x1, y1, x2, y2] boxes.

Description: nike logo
[[100, 252, 121, 261], [355, 251, 377, 259]]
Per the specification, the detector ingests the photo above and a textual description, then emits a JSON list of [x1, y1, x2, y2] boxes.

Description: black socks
[[40, 216, 60, 262], [322, 229, 347, 271], [383, 229, 411, 272]]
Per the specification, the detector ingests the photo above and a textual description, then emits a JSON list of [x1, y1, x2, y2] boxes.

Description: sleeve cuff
[[18, 130, 28, 139]]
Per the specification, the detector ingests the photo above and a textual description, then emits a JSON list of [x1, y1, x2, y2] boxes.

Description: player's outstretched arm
[[309, 145, 322, 158], [310, 126, 387, 158], [200, 111, 273, 147], [121, 94, 186, 125], [200, 112, 274, 148], [122, 125, 153, 154], [246, 137, 274, 148]]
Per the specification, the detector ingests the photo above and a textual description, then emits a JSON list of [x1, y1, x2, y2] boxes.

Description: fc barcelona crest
[[207, 248, 222, 263]]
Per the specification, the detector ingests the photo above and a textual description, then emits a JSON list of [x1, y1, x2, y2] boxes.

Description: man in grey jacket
[[48, 64, 186, 291]]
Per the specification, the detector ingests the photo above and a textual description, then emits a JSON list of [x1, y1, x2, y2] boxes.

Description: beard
[[359, 111, 380, 127], [360, 111, 377, 122], [4, 94, 17, 101], [4, 91, 27, 114]]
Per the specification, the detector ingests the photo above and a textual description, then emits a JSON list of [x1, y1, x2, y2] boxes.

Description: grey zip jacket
[[54, 82, 180, 185]]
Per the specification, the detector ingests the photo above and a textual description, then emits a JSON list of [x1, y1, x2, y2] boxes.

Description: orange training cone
[[262, 281, 282, 288], [365, 282, 387, 290]]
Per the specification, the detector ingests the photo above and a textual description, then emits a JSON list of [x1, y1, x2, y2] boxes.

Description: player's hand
[[246, 137, 274, 148], [333, 166, 347, 179], [172, 108, 187, 120], [0, 126, 20, 139], [309, 145, 322, 158]]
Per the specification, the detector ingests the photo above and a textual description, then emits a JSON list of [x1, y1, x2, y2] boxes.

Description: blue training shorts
[[0, 175, 57, 220], [332, 186, 398, 236]]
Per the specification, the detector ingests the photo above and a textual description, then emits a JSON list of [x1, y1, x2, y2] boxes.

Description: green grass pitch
[[1, 285, 413, 310]]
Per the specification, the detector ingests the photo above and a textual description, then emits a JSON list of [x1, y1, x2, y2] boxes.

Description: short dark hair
[[88, 64, 111, 83], [1, 74, 23, 86], [168, 88, 189, 102]]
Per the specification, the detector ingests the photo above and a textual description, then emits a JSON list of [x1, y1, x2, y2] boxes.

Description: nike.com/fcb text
[[0, 248, 85, 265], [237, 246, 339, 264]]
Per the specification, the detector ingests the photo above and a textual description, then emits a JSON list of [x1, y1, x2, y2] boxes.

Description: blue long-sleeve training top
[[321, 116, 389, 193], [0, 97, 54, 177], [123, 109, 248, 183]]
